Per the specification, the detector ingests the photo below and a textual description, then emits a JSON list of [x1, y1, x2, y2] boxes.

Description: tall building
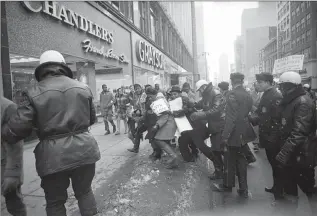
[[277, 1, 292, 58], [290, 1, 317, 88], [1, 1, 194, 102], [234, 36, 244, 73], [230, 64, 236, 73], [261, 37, 278, 74], [194, 2, 208, 81], [239, 2, 277, 78], [218, 53, 229, 82]]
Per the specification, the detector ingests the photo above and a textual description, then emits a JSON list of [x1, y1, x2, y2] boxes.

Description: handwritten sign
[[273, 55, 304, 75], [169, 98, 193, 133], [150, 98, 169, 115]]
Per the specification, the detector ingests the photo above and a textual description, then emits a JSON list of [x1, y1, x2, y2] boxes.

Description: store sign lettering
[[136, 40, 164, 70], [82, 39, 129, 64], [21, 1, 114, 44]]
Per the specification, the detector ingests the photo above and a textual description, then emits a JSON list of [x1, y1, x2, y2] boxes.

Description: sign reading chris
[[21, 1, 114, 44], [136, 40, 164, 70]]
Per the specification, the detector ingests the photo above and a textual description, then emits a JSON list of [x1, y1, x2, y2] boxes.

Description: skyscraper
[[219, 53, 229, 82]]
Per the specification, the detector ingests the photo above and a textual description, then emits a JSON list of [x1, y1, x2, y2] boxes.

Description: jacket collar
[[202, 83, 214, 98], [280, 86, 306, 105]]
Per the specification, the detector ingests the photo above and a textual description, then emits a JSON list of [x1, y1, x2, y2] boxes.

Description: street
[[1, 121, 317, 216]]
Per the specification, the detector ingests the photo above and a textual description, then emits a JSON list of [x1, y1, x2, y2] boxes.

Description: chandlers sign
[[136, 40, 164, 70], [21, 1, 114, 44]]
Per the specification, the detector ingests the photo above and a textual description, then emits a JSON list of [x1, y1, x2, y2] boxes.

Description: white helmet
[[195, 80, 208, 91], [35, 50, 72, 81], [303, 84, 310, 89], [279, 71, 301, 85]]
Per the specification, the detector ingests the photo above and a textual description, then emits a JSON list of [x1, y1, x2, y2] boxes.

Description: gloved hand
[[2, 177, 20, 195], [275, 143, 293, 167], [190, 111, 206, 121], [173, 110, 185, 118]]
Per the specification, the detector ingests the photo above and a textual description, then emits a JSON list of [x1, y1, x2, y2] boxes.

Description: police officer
[[190, 80, 226, 179], [213, 73, 255, 198], [249, 72, 283, 199], [1, 50, 100, 216], [275, 71, 316, 214]]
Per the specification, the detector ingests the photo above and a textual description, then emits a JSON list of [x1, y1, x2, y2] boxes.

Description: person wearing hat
[[248, 72, 284, 199], [100, 84, 116, 135], [182, 82, 196, 102], [213, 73, 255, 198], [303, 83, 316, 103], [274, 71, 316, 212], [218, 81, 230, 98], [1, 50, 100, 216], [191, 80, 226, 180]]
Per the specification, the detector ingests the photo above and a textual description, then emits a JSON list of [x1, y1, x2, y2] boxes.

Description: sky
[[203, 1, 258, 80]]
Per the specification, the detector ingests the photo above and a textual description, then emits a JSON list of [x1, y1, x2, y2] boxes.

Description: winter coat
[[277, 86, 316, 167], [195, 83, 225, 134], [1, 72, 100, 177], [1, 97, 24, 184], [100, 91, 114, 115], [249, 87, 283, 148], [223, 85, 256, 147]]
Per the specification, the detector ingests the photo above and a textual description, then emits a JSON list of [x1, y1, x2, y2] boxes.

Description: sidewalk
[[1, 120, 140, 216]]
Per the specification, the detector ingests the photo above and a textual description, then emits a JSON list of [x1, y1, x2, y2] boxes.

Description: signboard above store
[[21, 1, 114, 44], [136, 40, 164, 70], [273, 55, 304, 74]]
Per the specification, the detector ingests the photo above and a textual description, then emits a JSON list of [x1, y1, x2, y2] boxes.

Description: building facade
[[1, 1, 194, 103], [290, 1, 317, 88], [218, 53, 229, 82], [277, 1, 292, 58], [261, 37, 278, 73], [234, 36, 244, 73]]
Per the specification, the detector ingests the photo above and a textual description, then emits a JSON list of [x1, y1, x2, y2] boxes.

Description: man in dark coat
[[213, 73, 256, 198], [1, 97, 27, 216], [275, 71, 316, 213], [249, 73, 283, 199], [1, 50, 100, 216], [218, 81, 230, 98], [190, 81, 226, 179]]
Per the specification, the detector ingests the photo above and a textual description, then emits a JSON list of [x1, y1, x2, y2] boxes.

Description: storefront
[[131, 31, 191, 90], [4, 1, 132, 103]]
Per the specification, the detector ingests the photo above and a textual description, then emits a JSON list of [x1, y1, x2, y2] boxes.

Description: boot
[[237, 189, 249, 198], [104, 130, 110, 135], [154, 140, 180, 169], [127, 136, 141, 153], [149, 150, 162, 161], [209, 171, 223, 180], [112, 124, 117, 133]]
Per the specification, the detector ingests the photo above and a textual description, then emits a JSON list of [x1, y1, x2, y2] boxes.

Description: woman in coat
[[145, 87, 180, 169]]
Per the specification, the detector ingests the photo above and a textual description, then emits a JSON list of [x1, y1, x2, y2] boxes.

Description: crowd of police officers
[[1, 50, 317, 216]]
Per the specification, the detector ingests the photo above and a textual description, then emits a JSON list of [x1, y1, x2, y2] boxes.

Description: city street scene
[[1, 1, 317, 216]]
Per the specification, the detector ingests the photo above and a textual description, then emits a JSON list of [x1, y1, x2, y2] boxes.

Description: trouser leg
[[223, 147, 238, 188], [236, 147, 248, 191], [71, 164, 98, 216], [178, 132, 195, 162], [241, 144, 256, 163], [189, 130, 213, 161], [41, 171, 70, 216], [153, 139, 179, 168], [4, 186, 27, 216]]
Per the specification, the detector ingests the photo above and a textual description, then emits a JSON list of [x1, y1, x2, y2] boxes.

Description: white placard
[[273, 55, 304, 75], [150, 98, 170, 115], [169, 97, 193, 133]]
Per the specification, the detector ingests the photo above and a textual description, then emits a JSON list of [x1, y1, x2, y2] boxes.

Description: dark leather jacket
[[277, 86, 316, 167], [1, 71, 100, 177], [195, 83, 225, 134]]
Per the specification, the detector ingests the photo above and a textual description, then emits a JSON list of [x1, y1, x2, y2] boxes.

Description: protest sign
[[150, 98, 170, 115], [273, 55, 304, 74]]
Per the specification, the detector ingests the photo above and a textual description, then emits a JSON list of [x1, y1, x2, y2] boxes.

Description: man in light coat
[[1, 96, 27, 216], [1, 50, 100, 216]]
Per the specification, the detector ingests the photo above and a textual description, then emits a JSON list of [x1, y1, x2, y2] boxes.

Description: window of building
[[111, 1, 119, 10], [297, 37, 300, 46], [304, 47, 311, 59], [301, 33, 305, 44], [162, 19, 167, 50], [286, 29, 290, 39], [306, 29, 311, 41], [307, 1, 311, 8], [296, 6, 300, 16], [306, 13, 311, 26], [149, 7, 156, 41], [301, 17, 305, 29], [139, 2, 148, 35], [291, 25, 296, 35], [301, 2, 305, 12], [287, 16, 290, 24], [292, 39, 296, 48], [291, 10, 296, 18], [296, 22, 300, 32], [118, 1, 133, 21]]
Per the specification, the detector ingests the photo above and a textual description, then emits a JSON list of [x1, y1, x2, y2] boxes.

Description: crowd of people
[[1, 50, 317, 216]]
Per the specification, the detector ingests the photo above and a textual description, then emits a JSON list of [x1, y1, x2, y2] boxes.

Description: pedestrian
[[100, 84, 116, 135], [127, 84, 147, 153], [213, 73, 255, 198], [248, 72, 283, 200], [250, 83, 262, 152], [303, 84, 316, 103], [145, 87, 180, 168], [218, 81, 230, 98], [1, 50, 100, 216], [182, 82, 196, 102], [275, 71, 317, 214], [190, 80, 226, 180], [114, 87, 130, 135], [1, 96, 27, 216]]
